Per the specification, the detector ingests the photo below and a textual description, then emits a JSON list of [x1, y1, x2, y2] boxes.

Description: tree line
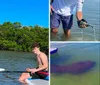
[[0, 22, 49, 54]]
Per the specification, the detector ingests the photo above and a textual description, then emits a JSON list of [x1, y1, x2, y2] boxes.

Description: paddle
[[0, 68, 29, 73]]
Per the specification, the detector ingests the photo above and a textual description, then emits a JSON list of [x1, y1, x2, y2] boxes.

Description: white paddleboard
[[25, 79, 49, 85]]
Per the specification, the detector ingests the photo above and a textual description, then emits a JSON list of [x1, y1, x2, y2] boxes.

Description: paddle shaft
[[0, 71, 29, 73]]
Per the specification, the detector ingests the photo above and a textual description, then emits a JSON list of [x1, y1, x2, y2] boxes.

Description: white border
[[49, 1, 100, 85], [48, 0, 50, 85], [50, 41, 100, 43]]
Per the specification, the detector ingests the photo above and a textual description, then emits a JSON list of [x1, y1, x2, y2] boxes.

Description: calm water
[[51, 0, 100, 41], [51, 43, 100, 85], [0, 51, 37, 85]]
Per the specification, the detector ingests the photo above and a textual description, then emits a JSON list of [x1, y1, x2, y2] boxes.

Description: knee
[[18, 77, 23, 83], [51, 28, 58, 34], [18, 73, 24, 81]]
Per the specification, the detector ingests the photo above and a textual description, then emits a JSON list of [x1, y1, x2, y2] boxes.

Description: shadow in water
[[51, 60, 96, 74]]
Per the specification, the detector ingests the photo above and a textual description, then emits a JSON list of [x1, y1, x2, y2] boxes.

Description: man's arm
[[50, 0, 54, 14], [76, 0, 87, 28], [76, 0, 84, 21], [51, 0, 54, 4], [76, 11, 83, 21]]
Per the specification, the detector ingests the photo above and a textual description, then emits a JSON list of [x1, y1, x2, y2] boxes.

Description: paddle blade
[[0, 68, 5, 71]]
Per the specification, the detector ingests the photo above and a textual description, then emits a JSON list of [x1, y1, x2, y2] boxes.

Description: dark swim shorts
[[29, 70, 49, 80], [50, 11, 73, 29]]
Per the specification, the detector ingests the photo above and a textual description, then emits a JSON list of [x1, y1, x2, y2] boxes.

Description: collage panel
[[50, 0, 100, 85], [0, 0, 49, 85], [50, 43, 100, 85], [50, 0, 100, 41]]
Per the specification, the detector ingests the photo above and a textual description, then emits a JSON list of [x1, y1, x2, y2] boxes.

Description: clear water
[[0, 51, 37, 85], [51, 0, 100, 41], [51, 43, 100, 85]]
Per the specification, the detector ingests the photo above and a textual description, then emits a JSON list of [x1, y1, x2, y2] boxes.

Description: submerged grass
[[51, 71, 99, 85]]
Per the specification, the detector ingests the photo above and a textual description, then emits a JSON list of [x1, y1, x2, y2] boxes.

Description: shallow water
[[0, 51, 36, 85], [50, 43, 100, 85], [51, 0, 100, 41]]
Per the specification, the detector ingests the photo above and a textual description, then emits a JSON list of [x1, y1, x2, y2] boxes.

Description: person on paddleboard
[[19, 42, 49, 83], [50, 0, 88, 38]]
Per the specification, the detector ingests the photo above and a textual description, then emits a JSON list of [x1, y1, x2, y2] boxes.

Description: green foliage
[[0, 22, 49, 53]]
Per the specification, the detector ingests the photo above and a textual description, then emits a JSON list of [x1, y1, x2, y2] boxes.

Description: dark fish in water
[[51, 61, 96, 74]]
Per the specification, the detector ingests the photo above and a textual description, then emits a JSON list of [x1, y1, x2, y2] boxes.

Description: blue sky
[[0, 0, 49, 27]]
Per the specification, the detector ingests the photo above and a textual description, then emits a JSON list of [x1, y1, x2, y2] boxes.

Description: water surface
[[0, 51, 36, 85], [51, 43, 100, 85]]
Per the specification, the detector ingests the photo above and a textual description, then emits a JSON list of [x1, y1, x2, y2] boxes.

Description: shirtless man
[[19, 42, 48, 83]]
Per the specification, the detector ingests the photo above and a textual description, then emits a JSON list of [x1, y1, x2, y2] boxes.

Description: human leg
[[50, 12, 60, 35], [62, 15, 73, 37], [19, 73, 30, 83], [63, 29, 71, 38]]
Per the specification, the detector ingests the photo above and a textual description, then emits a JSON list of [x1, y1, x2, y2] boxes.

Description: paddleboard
[[25, 78, 49, 85], [50, 48, 58, 54]]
